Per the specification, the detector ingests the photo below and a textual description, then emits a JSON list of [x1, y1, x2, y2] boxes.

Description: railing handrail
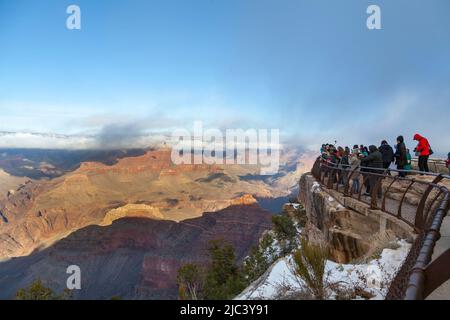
[[322, 162, 450, 181], [319, 154, 450, 179], [411, 157, 447, 163]]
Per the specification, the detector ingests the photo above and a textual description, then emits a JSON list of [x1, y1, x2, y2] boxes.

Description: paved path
[[334, 181, 420, 226]]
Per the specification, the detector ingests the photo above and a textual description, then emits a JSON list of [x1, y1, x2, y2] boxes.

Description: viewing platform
[[309, 156, 450, 300]]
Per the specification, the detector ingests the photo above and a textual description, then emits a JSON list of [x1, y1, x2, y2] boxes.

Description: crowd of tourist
[[320, 133, 449, 197]]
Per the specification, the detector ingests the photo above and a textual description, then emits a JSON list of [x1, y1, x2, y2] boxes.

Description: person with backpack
[[379, 140, 394, 174], [338, 147, 350, 185], [404, 149, 413, 172], [413, 133, 432, 173], [360, 145, 383, 197], [394, 135, 407, 177], [360, 145, 369, 157], [349, 150, 361, 194]]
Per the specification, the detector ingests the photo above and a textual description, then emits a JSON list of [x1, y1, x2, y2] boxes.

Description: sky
[[0, 0, 449, 154]]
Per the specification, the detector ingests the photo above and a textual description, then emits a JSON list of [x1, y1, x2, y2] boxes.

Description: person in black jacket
[[379, 140, 394, 175], [360, 145, 383, 197], [394, 135, 407, 177]]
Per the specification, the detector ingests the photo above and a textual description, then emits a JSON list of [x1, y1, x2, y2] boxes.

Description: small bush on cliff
[[243, 232, 278, 284], [177, 263, 203, 300], [243, 245, 270, 284], [291, 204, 307, 228], [272, 215, 296, 241], [15, 279, 71, 300], [272, 215, 297, 254], [260, 232, 276, 254], [292, 237, 328, 299]]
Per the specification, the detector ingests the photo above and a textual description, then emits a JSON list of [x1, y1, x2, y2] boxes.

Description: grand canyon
[[0, 146, 315, 299]]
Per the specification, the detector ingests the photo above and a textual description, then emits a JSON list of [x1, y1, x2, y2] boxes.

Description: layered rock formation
[[0, 204, 272, 300], [0, 169, 31, 202], [0, 148, 314, 260], [0, 146, 316, 300], [100, 204, 164, 226]]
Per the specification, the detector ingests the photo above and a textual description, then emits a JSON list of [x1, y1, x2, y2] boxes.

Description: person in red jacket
[[413, 133, 431, 172]]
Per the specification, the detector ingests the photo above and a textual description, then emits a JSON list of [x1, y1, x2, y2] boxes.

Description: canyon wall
[[298, 173, 415, 263], [0, 204, 272, 300]]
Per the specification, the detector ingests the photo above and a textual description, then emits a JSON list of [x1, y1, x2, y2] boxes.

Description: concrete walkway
[[427, 216, 450, 300]]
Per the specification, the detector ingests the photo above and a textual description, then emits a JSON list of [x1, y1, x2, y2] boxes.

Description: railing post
[[398, 180, 415, 219], [335, 167, 341, 191], [424, 190, 443, 224], [344, 167, 358, 197], [382, 176, 399, 211], [358, 172, 371, 202], [370, 174, 384, 209], [327, 169, 335, 189], [415, 175, 444, 229]]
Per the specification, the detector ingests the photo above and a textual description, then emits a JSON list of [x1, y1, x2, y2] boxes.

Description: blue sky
[[0, 0, 449, 153]]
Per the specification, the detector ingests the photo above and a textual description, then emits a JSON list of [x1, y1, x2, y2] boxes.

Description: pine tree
[[203, 240, 246, 300], [15, 279, 71, 300], [177, 263, 203, 300]]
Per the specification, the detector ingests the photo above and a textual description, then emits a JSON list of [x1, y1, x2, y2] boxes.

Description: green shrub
[[292, 237, 328, 299], [291, 204, 307, 228], [260, 232, 275, 251], [243, 231, 282, 284], [272, 215, 297, 242], [243, 245, 270, 284], [272, 214, 298, 255], [203, 240, 246, 300], [15, 279, 71, 300], [177, 240, 246, 300], [177, 263, 203, 300]]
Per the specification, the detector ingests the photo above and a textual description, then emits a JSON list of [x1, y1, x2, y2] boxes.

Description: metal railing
[[310, 156, 450, 300], [411, 158, 449, 175]]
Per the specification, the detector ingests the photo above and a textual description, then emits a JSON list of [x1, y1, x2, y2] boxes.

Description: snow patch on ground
[[237, 240, 411, 300], [311, 182, 321, 193]]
